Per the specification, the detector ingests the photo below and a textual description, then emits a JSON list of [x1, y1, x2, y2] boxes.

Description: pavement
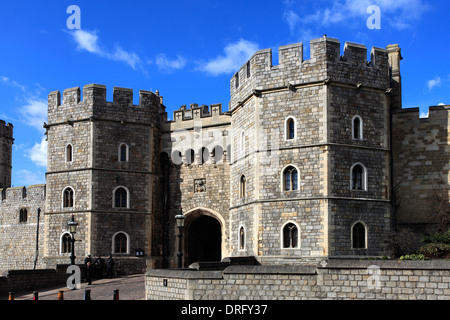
[[2, 273, 145, 300]]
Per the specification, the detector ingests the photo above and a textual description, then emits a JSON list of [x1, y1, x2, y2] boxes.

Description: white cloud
[[0, 75, 26, 92], [19, 97, 47, 132], [16, 169, 45, 186], [419, 111, 429, 118], [427, 76, 441, 90], [155, 54, 187, 72], [284, 0, 430, 32], [27, 138, 47, 168], [199, 39, 259, 76], [69, 29, 143, 70], [72, 29, 102, 54]]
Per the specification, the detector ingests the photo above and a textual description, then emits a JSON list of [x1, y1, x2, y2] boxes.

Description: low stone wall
[[0, 264, 70, 296], [145, 259, 450, 300]]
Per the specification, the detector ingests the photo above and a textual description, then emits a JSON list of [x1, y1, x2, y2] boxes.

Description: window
[[283, 166, 298, 191], [239, 226, 245, 250], [61, 233, 72, 254], [200, 147, 209, 164], [119, 143, 129, 162], [114, 187, 128, 208], [352, 116, 363, 140], [282, 222, 299, 248], [352, 222, 366, 249], [66, 144, 73, 162], [63, 187, 74, 208], [351, 163, 367, 191], [19, 208, 27, 223], [235, 72, 239, 89], [212, 146, 223, 163], [240, 175, 246, 198], [286, 117, 296, 140], [185, 149, 195, 165], [246, 61, 251, 78], [113, 232, 129, 254]]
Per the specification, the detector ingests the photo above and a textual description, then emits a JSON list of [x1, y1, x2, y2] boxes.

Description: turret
[[0, 120, 13, 188]]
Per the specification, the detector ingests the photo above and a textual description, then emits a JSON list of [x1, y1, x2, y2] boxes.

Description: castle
[[0, 36, 448, 274]]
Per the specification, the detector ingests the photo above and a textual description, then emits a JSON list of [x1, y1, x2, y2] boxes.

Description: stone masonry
[[0, 36, 448, 275]]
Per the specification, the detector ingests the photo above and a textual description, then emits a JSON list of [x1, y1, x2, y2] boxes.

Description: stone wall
[[0, 265, 69, 296], [0, 185, 46, 273], [392, 105, 450, 250], [145, 259, 450, 300]]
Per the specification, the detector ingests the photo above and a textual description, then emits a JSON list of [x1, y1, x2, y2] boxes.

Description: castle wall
[[392, 106, 450, 249], [0, 185, 45, 273]]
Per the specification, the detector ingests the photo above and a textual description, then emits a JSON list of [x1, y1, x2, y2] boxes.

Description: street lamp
[[68, 215, 78, 265], [175, 207, 186, 268]]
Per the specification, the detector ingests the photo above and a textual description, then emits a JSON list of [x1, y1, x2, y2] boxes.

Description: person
[[94, 255, 104, 279], [85, 261, 93, 285], [106, 254, 114, 279], [84, 254, 92, 267]]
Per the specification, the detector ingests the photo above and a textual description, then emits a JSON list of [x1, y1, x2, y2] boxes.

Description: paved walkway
[[2, 274, 145, 300]]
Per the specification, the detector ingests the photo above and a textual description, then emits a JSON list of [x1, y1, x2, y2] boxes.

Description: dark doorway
[[187, 215, 221, 265]]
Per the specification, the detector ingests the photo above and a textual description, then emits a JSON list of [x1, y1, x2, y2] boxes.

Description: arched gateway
[[183, 208, 224, 266]]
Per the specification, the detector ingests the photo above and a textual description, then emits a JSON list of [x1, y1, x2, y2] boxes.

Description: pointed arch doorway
[[184, 208, 223, 266]]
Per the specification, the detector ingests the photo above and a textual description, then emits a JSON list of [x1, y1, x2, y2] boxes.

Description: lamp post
[[68, 215, 78, 265], [175, 207, 186, 268]]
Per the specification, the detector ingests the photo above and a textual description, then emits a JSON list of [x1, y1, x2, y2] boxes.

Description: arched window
[[240, 175, 246, 198], [185, 149, 195, 165], [282, 222, 299, 248], [200, 147, 209, 164], [352, 222, 366, 249], [283, 166, 298, 191], [171, 150, 183, 165], [113, 187, 129, 208], [351, 163, 367, 191], [113, 232, 129, 254], [212, 146, 223, 163], [352, 116, 363, 140], [239, 226, 245, 250], [119, 143, 129, 162], [66, 144, 73, 162], [63, 187, 74, 208], [286, 117, 296, 140], [61, 233, 72, 254], [19, 208, 27, 223]]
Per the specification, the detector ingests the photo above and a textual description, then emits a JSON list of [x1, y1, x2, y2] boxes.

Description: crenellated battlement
[[161, 102, 231, 132], [0, 184, 46, 203], [48, 84, 162, 126], [230, 36, 390, 109], [393, 104, 450, 124], [0, 120, 13, 140]]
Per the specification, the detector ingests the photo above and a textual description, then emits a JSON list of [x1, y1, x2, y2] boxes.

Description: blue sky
[[0, 0, 449, 187]]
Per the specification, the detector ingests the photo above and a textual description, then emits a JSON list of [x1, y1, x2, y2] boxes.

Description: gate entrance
[[186, 215, 222, 265]]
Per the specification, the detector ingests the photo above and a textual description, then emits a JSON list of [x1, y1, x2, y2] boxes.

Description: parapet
[[0, 184, 46, 202], [48, 84, 162, 126], [0, 120, 13, 140], [161, 103, 231, 132], [230, 36, 391, 106]]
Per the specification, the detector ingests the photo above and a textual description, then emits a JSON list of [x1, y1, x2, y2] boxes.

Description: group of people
[[84, 254, 115, 285]]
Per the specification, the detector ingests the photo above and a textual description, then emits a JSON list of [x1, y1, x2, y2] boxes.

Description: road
[[2, 274, 145, 300]]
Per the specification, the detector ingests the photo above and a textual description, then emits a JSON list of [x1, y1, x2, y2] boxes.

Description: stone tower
[[228, 36, 392, 263], [0, 120, 13, 189], [44, 85, 163, 271]]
